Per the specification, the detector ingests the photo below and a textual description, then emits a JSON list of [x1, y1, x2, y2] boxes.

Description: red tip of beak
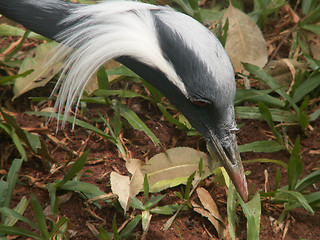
[[232, 170, 248, 202]]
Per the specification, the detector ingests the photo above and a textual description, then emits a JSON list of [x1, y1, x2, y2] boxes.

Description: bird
[[0, 0, 248, 202]]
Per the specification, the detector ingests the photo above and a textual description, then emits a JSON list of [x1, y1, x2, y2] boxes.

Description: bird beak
[[207, 130, 248, 202]]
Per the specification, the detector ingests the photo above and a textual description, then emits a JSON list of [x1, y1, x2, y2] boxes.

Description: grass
[[0, 0, 320, 239]]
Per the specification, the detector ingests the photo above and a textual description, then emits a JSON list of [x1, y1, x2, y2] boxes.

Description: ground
[[1, 84, 320, 239]]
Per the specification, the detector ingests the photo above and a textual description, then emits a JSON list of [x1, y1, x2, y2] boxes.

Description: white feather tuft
[[52, 1, 187, 126]]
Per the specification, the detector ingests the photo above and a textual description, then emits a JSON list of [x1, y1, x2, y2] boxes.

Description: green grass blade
[[97, 66, 109, 90], [28, 111, 116, 143], [235, 88, 284, 107], [30, 191, 49, 238], [235, 106, 298, 123], [95, 89, 152, 101], [49, 216, 68, 238], [112, 215, 119, 240], [3, 158, 23, 210], [144, 174, 149, 203], [239, 140, 285, 153], [258, 102, 284, 145], [55, 150, 89, 188], [98, 226, 111, 240], [3, 196, 29, 227], [130, 197, 145, 211], [157, 103, 189, 130], [310, 107, 320, 121], [238, 193, 260, 240], [146, 195, 165, 210], [119, 215, 142, 239], [0, 207, 38, 230], [293, 72, 320, 103], [243, 158, 287, 169], [227, 183, 237, 240], [150, 204, 180, 215], [295, 168, 320, 192], [288, 136, 302, 191], [113, 102, 160, 145], [0, 225, 43, 239], [243, 63, 299, 113], [59, 181, 107, 200], [280, 190, 314, 214]]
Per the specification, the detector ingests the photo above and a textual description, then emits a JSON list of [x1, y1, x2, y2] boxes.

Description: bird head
[[40, 2, 249, 201]]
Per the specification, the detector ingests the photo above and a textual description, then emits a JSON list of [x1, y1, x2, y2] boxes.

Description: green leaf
[[0, 123, 27, 161], [293, 73, 320, 103], [243, 63, 299, 113], [49, 216, 68, 238], [141, 210, 151, 232], [95, 89, 152, 101], [97, 66, 109, 90], [130, 197, 145, 211], [58, 181, 106, 200], [0, 207, 38, 230], [280, 189, 314, 214], [258, 102, 283, 145], [243, 158, 287, 169], [3, 159, 23, 210], [146, 195, 165, 210], [1, 108, 41, 155], [98, 226, 111, 240], [235, 106, 298, 123], [0, 70, 33, 85], [143, 175, 149, 204], [157, 103, 189, 131], [112, 215, 119, 240], [295, 168, 320, 192], [235, 88, 284, 107], [55, 150, 89, 188], [30, 191, 49, 238], [288, 136, 302, 191], [227, 183, 237, 240], [28, 111, 116, 143], [0, 24, 48, 40], [238, 192, 260, 240], [113, 101, 160, 145], [119, 215, 142, 239], [239, 140, 285, 153], [310, 107, 320, 121], [302, 0, 319, 15], [3, 196, 29, 227], [0, 225, 43, 239], [150, 204, 180, 215]]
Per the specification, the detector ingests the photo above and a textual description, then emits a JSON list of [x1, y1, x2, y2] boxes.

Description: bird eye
[[193, 100, 209, 107]]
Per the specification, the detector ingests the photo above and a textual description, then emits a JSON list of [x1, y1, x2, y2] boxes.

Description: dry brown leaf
[[223, 5, 268, 71], [192, 201, 227, 239], [13, 42, 65, 100], [126, 158, 145, 200], [259, 59, 308, 90], [110, 171, 130, 212], [308, 32, 320, 60], [196, 187, 224, 223]]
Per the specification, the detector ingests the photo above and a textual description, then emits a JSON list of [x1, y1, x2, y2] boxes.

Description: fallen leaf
[[223, 5, 268, 71], [13, 42, 64, 99], [197, 187, 224, 223], [110, 172, 130, 212], [259, 59, 308, 90], [140, 147, 215, 192], [192, 201, 227, 239]]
